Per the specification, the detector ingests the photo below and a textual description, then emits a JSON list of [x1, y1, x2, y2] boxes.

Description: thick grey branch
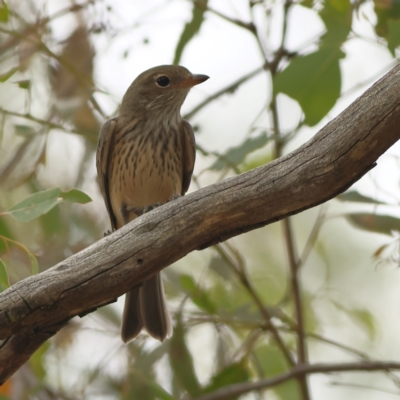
[[0, 64, 400, 383]]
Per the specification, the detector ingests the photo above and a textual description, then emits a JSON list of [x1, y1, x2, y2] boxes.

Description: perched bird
[[96, 65, 209, 343]]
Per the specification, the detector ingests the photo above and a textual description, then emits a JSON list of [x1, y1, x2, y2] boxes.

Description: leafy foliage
[[274, 47, 344, 126], [4, 187, 91, 223], [173, 0, 208, 64]]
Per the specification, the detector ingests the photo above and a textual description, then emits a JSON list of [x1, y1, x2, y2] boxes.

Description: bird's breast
[[109, 125, 183, 226]]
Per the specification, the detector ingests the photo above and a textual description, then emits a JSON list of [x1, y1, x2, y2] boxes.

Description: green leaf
[[256, 345, 302, 400], [351, 308, 376, 340], [60, 188, 92, 204], [274, 47, 343, 126], [28, 252, 39, 275], [209, 256, 233, 281], [180, 274, 197, 291], [15, 79, 31, 90], [148, 383, 175, 400], [387, 19, 400, 55], [0, 2, 9, 22], [0, 218, 14, 253], [0, 259, 10, 293], [0, 67, 17, 82], [374, 0, 400, 47], [332, 301, 376, 340], [6, 188, 61, 223], [95, 304, 121, 327], [345, 213, 400, 236], [14, 124, 37, 136], [319, 0, 352, 47], [173, 0, 208, 64], [202, 360, 250, 397], [337, 191, 387, 205], [180, 274, 216, 314], [210, 132, 269, 171], [30, 341, 51, 380], [300, 0, 313, 8], [5, 188, 92, 223], [168, 315, 201, 396], [39, 204, 64, 240]]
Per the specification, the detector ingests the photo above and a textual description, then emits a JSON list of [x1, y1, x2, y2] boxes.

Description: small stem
[[269, 3, 310, 396], [215, 244, 296, 367], [184, 66, 264, 119]]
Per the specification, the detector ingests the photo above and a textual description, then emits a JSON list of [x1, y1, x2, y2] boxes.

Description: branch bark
[[0, 64, 400, 383]]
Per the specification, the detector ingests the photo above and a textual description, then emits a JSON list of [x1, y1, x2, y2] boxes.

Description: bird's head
[[119, 65, 209, 118]]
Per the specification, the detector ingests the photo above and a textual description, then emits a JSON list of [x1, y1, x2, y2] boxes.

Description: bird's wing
[[181, 120, 196, 195], [96, 118, 118, 230]]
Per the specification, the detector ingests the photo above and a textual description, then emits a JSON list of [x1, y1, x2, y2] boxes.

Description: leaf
[[333, 301, 376, 340], [14, 124, 37, 136], [180, 274, 216, 314], [0, 218, 13, 253], [39, 205, 64, 240], [351, 308, 376, 340], [0, 2, 9, 22], [6, 188, 61, 223], [274, 47, 343, 126], [148, 383, 175, 400], [319, 0, 352, 47], [173, 0, 208, 64], [6, 187, 92, 223], [202, 360, 250, 398], [209, 256, 233, 281], [15, 79, 31, 90], [0, 67, 17, 82], [337, 191, 387, 205], [168, 315, 201, 396], [387, 19, 400, 55], [30, 341, 51, 380], [60, 188, 92, 204], [300, 0, 313, 8], [0, 259, 9, 293], [210, 132, 269, 171], [374, 0, 400, 43], [28, 252, 39, 275], [345, 213, 400, 236], [256, 345, 301, 400]]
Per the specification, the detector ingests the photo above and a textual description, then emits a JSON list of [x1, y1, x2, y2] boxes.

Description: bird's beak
[[179, 74, 209, 88]]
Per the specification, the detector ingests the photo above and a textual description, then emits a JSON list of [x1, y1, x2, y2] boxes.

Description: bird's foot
[[127, 194, 182, 216], [103, 229, 115, 237], [127, 204, 159, 216], [167, 194, 182, 202]]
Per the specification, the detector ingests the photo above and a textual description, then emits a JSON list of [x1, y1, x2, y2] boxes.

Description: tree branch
[[0, 64, 400, 383], [191, 361, 400, 400]]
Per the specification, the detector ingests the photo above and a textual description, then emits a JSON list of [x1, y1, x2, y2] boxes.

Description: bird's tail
[[121, 273, 172, 343]]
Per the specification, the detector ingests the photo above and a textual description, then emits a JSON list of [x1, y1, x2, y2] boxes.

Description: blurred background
[[1, 0, 400, 399]]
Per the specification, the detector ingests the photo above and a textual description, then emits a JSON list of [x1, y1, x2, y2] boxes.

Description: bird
[[96, 65, 209, 343]]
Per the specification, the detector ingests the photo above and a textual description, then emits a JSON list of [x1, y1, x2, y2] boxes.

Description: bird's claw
[[127, 194, 182, 216]]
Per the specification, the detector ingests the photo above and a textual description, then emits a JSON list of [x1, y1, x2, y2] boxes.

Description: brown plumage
[[96, 65, 209, 343]]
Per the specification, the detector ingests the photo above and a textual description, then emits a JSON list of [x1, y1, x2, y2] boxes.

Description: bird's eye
[[156, 76, 170, 87]]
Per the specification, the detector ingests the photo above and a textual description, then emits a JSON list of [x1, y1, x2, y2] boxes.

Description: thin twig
[[184, 66, 264, 119], [191, 361, 400, 400], [0, 108, 97, 141], [298, 205, 327, 269], [268, 2, 310, 397], [195, 2, 256, 34], [214, 244, 296, 367]]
